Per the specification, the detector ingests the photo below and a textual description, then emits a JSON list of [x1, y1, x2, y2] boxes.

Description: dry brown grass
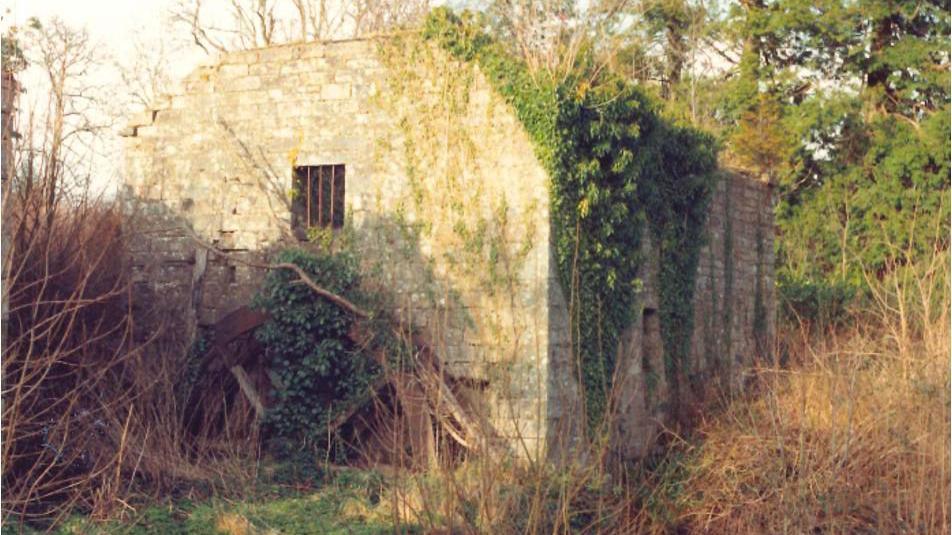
[[657, 247, 951, 534], [668, 323, 949, 533], [384, 246, 951, 534], [376, 331, 948, 535], [419, 325, 948, 534]]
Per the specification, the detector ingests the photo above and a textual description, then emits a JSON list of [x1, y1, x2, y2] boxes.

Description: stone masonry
[[610, 173, 775, 459], [121, 37, 775, 462]]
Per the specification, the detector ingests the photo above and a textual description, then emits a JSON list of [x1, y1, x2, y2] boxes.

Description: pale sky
[[0, 0, 393, 194], [1, 0, 211, 195], [2, 0, 202, 77], [4, 0, 170, 34]]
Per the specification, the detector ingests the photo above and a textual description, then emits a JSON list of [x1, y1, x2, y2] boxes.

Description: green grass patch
[[5, 469, 417, 535]]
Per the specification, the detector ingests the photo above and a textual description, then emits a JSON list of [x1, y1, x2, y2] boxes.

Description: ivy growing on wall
[[252, 248, 383, 453], [373, 30, 546, 399], [422, 8, 718, 430]]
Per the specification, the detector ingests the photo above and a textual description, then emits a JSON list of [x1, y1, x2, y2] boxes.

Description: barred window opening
[[292, 164, 345, 234]]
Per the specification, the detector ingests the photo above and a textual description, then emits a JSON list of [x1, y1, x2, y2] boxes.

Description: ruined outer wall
[[692, 172, 775, 382], [610, 171, 775, 460], [122, 38, 558, 457]]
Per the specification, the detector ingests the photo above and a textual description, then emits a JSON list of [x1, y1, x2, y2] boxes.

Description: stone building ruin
[[121, 37, 775, 462]]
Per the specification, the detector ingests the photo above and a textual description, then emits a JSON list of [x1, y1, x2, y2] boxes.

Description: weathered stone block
[[320, 83, 350, 100], [219, 63, 249, 78]]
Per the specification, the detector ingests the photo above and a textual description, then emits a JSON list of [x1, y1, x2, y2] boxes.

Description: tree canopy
[[609, 0, 948, 310]]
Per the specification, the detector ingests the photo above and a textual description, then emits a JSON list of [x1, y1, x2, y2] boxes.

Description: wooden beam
[[230, 364, 265, 420]]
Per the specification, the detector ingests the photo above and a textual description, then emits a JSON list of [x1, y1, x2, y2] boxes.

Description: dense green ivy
[[252, 249, 382, 453], [423, 9, 717, 430]]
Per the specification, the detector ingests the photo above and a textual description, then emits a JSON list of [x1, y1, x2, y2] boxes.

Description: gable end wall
[[123, 38, 560, 458]]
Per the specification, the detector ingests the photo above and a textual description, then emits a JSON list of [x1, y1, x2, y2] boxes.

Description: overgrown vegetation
[[252, 249, 382, 453], [2, 194, 135, 523], [2, 24, 255, 528], [1, 134, 259, 532], [423, 7, 718, 430], [601, 0, 951, 328], [3, 1, 949, 532], [657, 247, 950, 533], [665, 0, 949, 323]]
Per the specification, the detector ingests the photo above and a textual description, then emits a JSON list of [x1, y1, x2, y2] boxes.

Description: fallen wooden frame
[[180, 230, 498, 467], [198, 280, 496, 468]]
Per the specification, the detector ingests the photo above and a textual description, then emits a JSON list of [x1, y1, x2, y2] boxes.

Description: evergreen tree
[[725, 0, 950, 299]]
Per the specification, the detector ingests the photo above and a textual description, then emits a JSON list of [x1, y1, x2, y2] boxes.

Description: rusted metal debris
[[207, 306, 269, 369]]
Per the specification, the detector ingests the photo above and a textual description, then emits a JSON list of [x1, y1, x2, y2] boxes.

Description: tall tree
[[726, 0, 950, 290], [18, 18, 108, 212]]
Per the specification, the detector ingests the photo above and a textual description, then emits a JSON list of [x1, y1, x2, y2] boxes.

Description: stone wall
[[610, 171, 775, 460], [122, 37, 774, 463], [122, 36, 561, 458], [692, 173, 776, 385]]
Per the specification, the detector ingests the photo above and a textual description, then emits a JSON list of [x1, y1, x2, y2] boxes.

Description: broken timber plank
[[395, 374, 437, 469], [230, 364, 265, 419], [206, 307, 270, 371]]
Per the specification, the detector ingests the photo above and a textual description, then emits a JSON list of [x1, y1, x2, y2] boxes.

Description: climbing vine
[[371, 28, 547, 422], [252, 248, 386, 454], [422, 8, 718, 429]]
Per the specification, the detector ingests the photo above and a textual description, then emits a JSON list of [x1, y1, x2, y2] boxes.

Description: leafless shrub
[[170, 0, 431, 55], [15, 17, 112, 205], [2, 184, 134, 521], [0, 192, 261, 528], [485, 0, 634, 82], [115, 29, 179, 111], [1, 20, 259, 529]]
